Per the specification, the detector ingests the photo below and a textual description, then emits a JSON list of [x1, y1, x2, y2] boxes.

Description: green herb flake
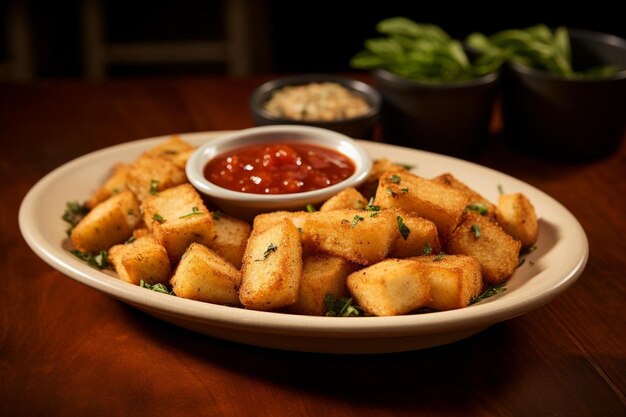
[[62, 201, 89, 236], [401, 187, 409, 194], [306, 204, 316, 213], [297, 227, 303, 234], [470, 224, 481, 238], [351, 215, 365, 228], [212, 210, 222, 221], [433, 252, 445, 262], [523, 245, 538, 255], [140, 280, 175, 295], [397, 163, 415, 170], [179, 206, 202, 219], [529, 260, 535, 267], [256, 243, 278, 261], [465, 203, 488, 216], [149, 179, 159, 195], [365, 198, 381, 217], [71, 249, 109, 269], [422, 243, 433, 255], [497, 184, 504, 195], [125, 236, 136, 244], [389, 174, 401, 184], [386, 187, 396, 197], [325, 294, 360, 317], [397, 216, 410, 240], [518, 258, 526, 268], [152, 213, 166, 224], [470, 283, 507, 304]]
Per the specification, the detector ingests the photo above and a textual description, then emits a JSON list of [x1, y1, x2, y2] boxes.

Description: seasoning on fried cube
[[303, 209, 397, 265], [108, 235, 171, 285], [320, 187, 368, 211], [346, 259, 430, 316], [170, 243, 241, 306], [410, 254, 483, 310], [496, 193, 539, 248], [141, 183, 216, 263], [388, 209, 441, 258], [287, 254, 358, 316], [374, 171, 468, 241], [240, 219, 303, 311], [446, 212, 521, 285], [252, 211, 309, 234], [432, 172, 497, 220], [211, 213, 252, 269], [71, 190, 141, 253]]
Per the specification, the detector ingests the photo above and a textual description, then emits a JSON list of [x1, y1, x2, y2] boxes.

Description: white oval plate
[[19, 132, 588, 354]]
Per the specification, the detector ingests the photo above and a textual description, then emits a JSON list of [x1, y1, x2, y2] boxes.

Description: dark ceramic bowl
[[373, 69, 499, 158], [502, 29, 626, 161], [250, 74, 381, 139]]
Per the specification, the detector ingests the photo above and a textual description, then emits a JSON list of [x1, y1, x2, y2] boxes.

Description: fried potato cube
[[496, 193, 539, 247], [144, 135, 196, 169], [86, 163, 131, 209], [320, 187, 368, 211], [142, 184, 216, 263], [109, 235, 171, 285], [303, 209, 396, 265], [346, 259, 430, 316], [374, 171, 468, 241], [447, 212, 521, 285], [170, 243, 241, 306], [240, 219, 302, 311], [211, 213, 251, 269], [287, 254, 357, 316], [126, 154, 188, 202], [410, 255, 483, 310], [389, 209, 441, 258], [432, 173, 497, 220], [71, 190, 140, 253]]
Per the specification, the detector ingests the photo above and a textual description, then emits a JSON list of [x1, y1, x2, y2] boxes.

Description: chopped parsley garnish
[[365, 198, 381, 217], [152, 213, 166, 223], [386, 187, 396, 197], [529, 260, 535, 267], [149, 179, 159, 195], [470, 224, 481, 238], [297, 227, 303, 234], [397, 216, 410, 240], [465, 203, 488, 216], [140, 280, 175, 295], [306, 204, 316, 213], [71, 249, 109, 269], [397, 163, 415, 170], [401, 187, 409, 194], [433, 252, 445, 262], [256, 243, 278, 261], [325, 294, 360, 317], [422, 243, 433, 255], [212, 210, 222, 220], [389, 174, 401, 184], [127, 209, 135, 216], [125, 236, 136, 244], [517, 258, 526, 268], [351, 215, 365, 228], [497, 184, 504, 195], [62, 201, 88, 236], [179, 206, 202, 219], [470, 283, 507, 304]]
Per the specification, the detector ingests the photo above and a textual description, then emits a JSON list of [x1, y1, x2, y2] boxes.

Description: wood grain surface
[[1, 77, 624, 417]]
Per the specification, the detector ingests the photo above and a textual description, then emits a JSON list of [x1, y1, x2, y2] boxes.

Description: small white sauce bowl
[[186, 125, 373, 219]]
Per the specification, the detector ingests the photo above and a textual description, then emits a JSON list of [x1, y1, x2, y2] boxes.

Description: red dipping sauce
[[204, 142, 355, 194]]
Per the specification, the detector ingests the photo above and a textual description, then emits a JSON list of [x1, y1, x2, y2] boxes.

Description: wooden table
[[1, 77, 625, 416]]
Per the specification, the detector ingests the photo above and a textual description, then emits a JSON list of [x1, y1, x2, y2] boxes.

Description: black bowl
[[250, 74, 381, 139], [373, 69, 500, 158], [502, 29, 626, 161]]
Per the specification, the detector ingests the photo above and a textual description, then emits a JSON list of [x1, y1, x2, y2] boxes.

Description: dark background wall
[[1, 0, 623, 78]]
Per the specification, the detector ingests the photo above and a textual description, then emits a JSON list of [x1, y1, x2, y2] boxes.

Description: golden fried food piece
[[109, 235, 171, 286], [432, 172, 497, 220], [170, 243, 241, 306], [496, 193, 539, 248], [240, 219, 303, 311], [320, 187, 368, 212], [388, 209, 441, 258], [211, 213, 251, 269], [71, 190, 140, 253]]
